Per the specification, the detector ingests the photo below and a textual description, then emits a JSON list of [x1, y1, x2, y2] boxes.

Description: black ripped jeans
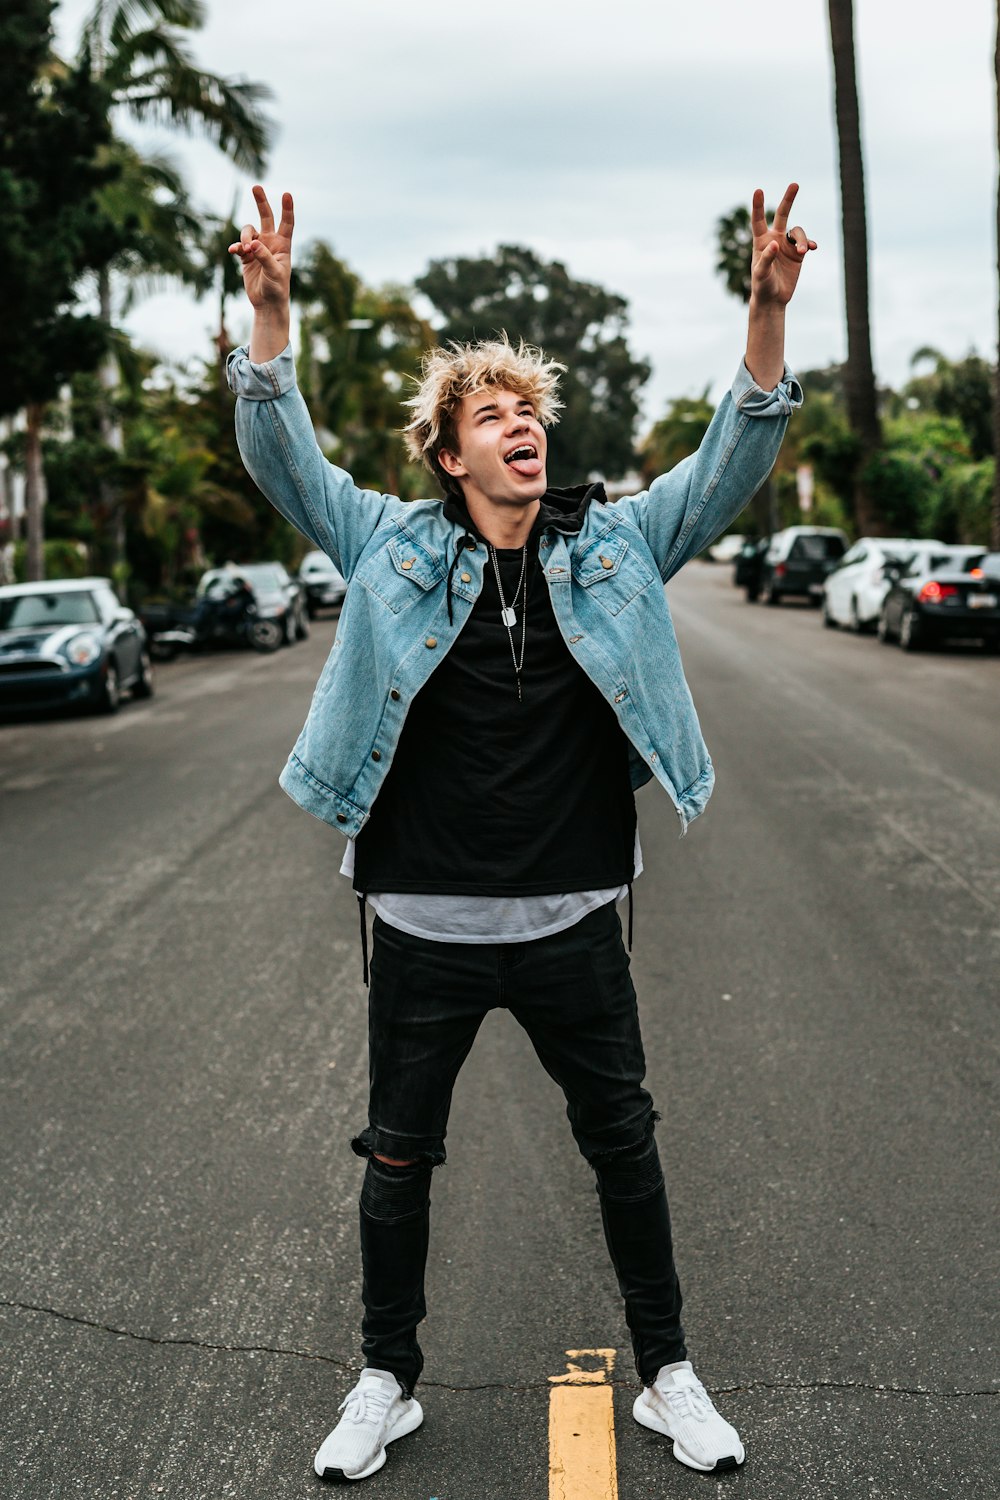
[[350, 900, 686, 1397]]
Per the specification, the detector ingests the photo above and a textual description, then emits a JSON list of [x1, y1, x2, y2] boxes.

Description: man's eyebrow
[[473, 400, 499, 418]]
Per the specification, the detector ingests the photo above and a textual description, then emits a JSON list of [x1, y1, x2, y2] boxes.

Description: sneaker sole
[[315, 1399, 424, 1482], [632, 1394, 745, 1473]]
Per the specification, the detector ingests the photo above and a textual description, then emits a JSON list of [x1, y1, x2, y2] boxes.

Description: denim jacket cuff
[[225, 340, 297, 400], [730, 358, 804, 417]]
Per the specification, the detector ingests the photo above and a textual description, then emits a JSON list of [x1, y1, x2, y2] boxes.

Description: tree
[[903, 348, 993, 461], [0, 1, 129, 580], [640, 393, 714, 488], [827, 0, 884, 532], [64, 0, 277, 587], [295, 242, 433, 498], [416, 245, 650, 486]]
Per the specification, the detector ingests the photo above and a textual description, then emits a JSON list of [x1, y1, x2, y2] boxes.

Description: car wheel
[[822, 599, 838, 628], [132, 649, 155, 698], [296, 608, 310, 641], [249, 618, 283, 652], [282, 615, 296, 646], [982, 636, 1000, 654], [849, 597, 865, 633], [899, 610, 923, 651], [99, 659, 121, 713], [766, 582, 781, 605], [876, 608, 893, 644], [745, 585, 760, 602]]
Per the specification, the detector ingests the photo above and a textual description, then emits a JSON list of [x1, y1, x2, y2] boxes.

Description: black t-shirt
[[353, 516, 637, 897]]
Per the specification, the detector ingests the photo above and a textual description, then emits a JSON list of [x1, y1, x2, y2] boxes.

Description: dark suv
[[759, 527, 849, 605]]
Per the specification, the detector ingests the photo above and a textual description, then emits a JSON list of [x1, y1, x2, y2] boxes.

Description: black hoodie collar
[[442, 480, 607, 542]]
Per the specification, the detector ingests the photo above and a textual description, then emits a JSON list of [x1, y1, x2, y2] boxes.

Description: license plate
[[970, 594, 997, 608]]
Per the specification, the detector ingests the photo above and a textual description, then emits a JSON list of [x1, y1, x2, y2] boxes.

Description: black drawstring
[[446, 532, 476, 625], [627, 881, 634, 952], [358, 893, 369, 987]]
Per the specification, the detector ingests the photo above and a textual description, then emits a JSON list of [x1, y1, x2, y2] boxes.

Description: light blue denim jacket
[[226, 341, 802, 838]]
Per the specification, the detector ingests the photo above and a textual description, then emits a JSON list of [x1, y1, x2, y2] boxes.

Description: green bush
[[12, 539, 91, 583]]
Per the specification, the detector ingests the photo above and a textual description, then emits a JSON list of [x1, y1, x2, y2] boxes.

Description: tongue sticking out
[[506, 455, 543, 478]]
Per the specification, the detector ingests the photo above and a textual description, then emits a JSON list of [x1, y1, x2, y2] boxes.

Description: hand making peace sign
[[228, 185, 295, 309], [749, 183, 817, 306]]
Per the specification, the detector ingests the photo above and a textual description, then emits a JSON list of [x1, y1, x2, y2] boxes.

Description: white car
[[822, 537, 939, 631], [706, 533, 746, 564], [823, 540, 984, 631]]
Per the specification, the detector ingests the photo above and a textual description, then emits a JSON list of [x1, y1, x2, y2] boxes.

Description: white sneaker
[[633, 1360, 745, 1473], [313, 1368, 423, 1481]]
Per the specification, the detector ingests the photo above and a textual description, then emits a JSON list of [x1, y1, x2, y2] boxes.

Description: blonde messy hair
[[402, 334, 565, 492]]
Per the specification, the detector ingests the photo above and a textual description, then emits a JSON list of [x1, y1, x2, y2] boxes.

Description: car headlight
[[63, 633, 103, 666]]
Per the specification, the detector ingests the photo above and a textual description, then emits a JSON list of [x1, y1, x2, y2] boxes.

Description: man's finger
[[277, 191, 295, 240], [240, 222, 259, 250], [771, 182, 799, 234], [750, 188, 768, 239], [253, 184, 274, 234]]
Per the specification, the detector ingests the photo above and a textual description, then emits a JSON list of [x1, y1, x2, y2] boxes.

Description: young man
[[227, 183, 813, 1481]]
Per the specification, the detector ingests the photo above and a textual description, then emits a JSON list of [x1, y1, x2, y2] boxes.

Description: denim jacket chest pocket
[[356, 533, 445, 614], [571, 533, 656, 616]]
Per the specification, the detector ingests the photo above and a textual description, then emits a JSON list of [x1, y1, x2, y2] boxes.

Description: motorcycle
[[141, 578, 283, 660]]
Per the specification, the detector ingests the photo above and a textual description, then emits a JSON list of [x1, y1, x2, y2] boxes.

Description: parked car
[[822, 537, 941, 632], [141, 571, 284, 658], [706, 533, 746, 564], [297, 549, 347, 616], [0, 577, 153, 715], [202, 563, 308, 646], [734, 537, 769, 600], [759, 526, 849, 605], [877, 551, 999, 652], [967, 552, 1000, 580]]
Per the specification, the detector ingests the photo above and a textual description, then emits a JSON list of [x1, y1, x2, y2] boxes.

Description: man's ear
[[437, 446, 467, 479]]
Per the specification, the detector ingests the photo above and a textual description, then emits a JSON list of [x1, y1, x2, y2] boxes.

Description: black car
[[297, 550, 347, 617], [877, 554, 999, 651], [0, 577, 153, 714], [758, 527, 849, 605]]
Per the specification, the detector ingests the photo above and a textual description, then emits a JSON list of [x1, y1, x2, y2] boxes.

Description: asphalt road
[[2, 564, 998, 1500]]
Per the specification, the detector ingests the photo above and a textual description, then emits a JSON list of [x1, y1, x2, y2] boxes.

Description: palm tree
[[66, 0, 276, 587], [827, 0, 883, 532]]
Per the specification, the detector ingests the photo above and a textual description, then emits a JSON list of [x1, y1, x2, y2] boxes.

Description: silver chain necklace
[[489, 542, 528, 700]]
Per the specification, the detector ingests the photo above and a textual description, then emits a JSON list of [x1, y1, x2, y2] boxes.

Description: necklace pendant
[[500, 606, 517, 628]]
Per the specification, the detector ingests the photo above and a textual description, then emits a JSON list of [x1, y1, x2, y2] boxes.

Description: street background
[[3, 563, 997, 1498]]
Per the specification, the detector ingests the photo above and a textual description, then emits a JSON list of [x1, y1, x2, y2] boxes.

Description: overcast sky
[[54, 0, 996, 429]]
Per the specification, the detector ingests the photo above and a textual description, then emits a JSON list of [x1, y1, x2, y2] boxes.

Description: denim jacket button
[[390, 689, 401, 701], [425, 636, 437, 648], [336, 813, 347, 824], [371, 749, 381, 761], [401, 559, 414, 570], [460, 572, 471, 583], [600, 555, 613, 569]]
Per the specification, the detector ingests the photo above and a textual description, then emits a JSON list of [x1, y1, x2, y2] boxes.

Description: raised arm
[[617, 184, 814, 582], [226, 186, 394, 575]]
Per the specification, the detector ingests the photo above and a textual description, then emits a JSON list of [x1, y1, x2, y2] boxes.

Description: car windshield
[[789, 535, 844, 561], [0, 591, 101, 629], [240, 565, 286, 590]]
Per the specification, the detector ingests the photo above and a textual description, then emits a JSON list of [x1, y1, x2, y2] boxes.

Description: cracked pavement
[[2, 566, 998, 1498]]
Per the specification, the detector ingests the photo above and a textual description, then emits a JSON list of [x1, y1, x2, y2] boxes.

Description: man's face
[[438, 388, 548, 507]]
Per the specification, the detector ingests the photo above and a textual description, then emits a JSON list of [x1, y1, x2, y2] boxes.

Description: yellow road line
[[548, 1349, 619, 1500]]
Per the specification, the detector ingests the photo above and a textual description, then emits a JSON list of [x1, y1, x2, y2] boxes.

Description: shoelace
[[658, 1374, 714, 1423], [338, 1384, 393, 1427]]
